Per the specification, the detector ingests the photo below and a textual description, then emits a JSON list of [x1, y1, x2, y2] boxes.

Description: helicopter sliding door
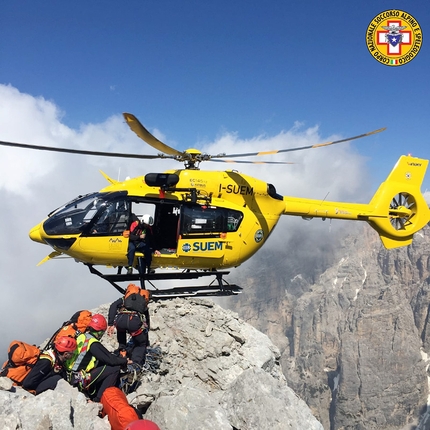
[[176, 204, 243, 266]]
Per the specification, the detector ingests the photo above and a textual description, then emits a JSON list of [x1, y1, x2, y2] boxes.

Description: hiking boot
[[147, 268, 155, 274], [126, 266, 133, 275]]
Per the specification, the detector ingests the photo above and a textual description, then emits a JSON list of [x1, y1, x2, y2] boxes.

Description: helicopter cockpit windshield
[[43, 191, 128, 235]]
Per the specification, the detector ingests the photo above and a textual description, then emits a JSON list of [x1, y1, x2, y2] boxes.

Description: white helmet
[[141, 214, 154, 226]]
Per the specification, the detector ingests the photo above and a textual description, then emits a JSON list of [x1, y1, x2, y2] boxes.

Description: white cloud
[[0, 84, 373, 359], [200, 125, 372, 202]]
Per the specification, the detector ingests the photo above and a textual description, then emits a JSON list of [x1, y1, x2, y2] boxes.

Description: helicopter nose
[[29, 223, 45, 244]]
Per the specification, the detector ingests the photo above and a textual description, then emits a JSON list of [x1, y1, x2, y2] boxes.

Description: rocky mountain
[[0, 298, 323, 430], [225, 223, 430, 430], [3, 222, 430, 430]]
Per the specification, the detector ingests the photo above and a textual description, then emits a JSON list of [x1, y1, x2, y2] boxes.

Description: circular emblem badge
[[182, 243, 191, 253], [254, 229, 264, 243], [366, 10, 422, 66]]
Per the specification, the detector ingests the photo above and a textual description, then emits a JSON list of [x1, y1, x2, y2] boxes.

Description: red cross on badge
[[376, 20, 411, 55]]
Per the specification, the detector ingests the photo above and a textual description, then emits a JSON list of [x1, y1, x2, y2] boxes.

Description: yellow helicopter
[[1, 113, 429, 298]]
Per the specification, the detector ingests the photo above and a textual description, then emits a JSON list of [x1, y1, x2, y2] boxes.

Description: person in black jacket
[[22, 336, 77, 395], [107, 285, 150, 369], [65, 314, 130, 402], [126, 214, 160, 275]]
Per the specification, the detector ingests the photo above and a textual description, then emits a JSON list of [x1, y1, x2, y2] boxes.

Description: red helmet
[[125, 420, 161, 430], [88, 314, 107, 332], [55, 336, 77, 353]]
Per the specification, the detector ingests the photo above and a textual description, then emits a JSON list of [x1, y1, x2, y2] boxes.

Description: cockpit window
[[43, 192, 128, 235]]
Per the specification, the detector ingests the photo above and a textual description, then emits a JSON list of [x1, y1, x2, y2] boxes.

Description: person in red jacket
[[126, 214, 160, 275], [22, 336, 77, 395]]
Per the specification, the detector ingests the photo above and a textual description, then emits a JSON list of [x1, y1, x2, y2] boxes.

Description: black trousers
[[35, 374, 63, 395], [127, 241, 152, 271], [115, 313, 148, 365], [87, 365, 121, 402]]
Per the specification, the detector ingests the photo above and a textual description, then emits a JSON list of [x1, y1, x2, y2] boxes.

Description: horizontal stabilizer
[[37, 251, 63, 266], [379, 234, 413, 249], [99, 170, 119, 185]]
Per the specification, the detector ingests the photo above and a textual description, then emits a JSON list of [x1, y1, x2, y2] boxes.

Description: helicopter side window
[[226, 210, 243, 232], [181, 206, 243, 236], [91, 200, 130, 234], [110, 200, 130, 233], [94, 205, 112, 233]]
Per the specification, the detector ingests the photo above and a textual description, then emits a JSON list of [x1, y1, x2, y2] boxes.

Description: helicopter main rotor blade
[[210, 127, 386, 159], [123, 113, 183, 157], [210, 159, 295, 164], [0, 113, 386, 169], [0, 140, 175, 160]]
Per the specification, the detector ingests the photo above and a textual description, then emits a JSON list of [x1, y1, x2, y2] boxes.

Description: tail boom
[[282, 156, 430, 249]]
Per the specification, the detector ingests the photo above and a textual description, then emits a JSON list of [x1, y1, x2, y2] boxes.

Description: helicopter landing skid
[[85, 264, 242, 299]]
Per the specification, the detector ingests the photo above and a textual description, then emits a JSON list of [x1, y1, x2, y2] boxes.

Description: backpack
[[123, 284, 150, 313], [53, 310, 93, 343], [0, 340, 40, 385], [100, 386, 140, 430]]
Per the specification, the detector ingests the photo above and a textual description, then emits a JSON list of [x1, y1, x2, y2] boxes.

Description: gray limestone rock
[[220, 367, 323, 430], [144, 387, 232, 430], [0, 298, 323, 430], [227, 224, 430, 430], [0, 380, 109, 430]]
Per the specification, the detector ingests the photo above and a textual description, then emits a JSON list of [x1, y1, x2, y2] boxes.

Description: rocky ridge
[[227, 224, 430, 430], [0, 298, 323, 430]]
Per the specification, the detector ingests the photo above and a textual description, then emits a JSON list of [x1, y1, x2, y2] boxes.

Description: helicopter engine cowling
[[145, 173, 179, 187]]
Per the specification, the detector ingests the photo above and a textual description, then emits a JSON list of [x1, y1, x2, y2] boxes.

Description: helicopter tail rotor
[[367, 156, 430, 248]]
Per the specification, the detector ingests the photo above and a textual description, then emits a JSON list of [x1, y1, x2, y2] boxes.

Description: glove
[[69, 370, 91, 389], [107, 325, 116, 336]]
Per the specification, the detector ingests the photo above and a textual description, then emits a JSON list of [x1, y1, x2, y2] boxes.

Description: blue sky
[[1, 1, 429, 180], [0, 1, 429, 354]]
